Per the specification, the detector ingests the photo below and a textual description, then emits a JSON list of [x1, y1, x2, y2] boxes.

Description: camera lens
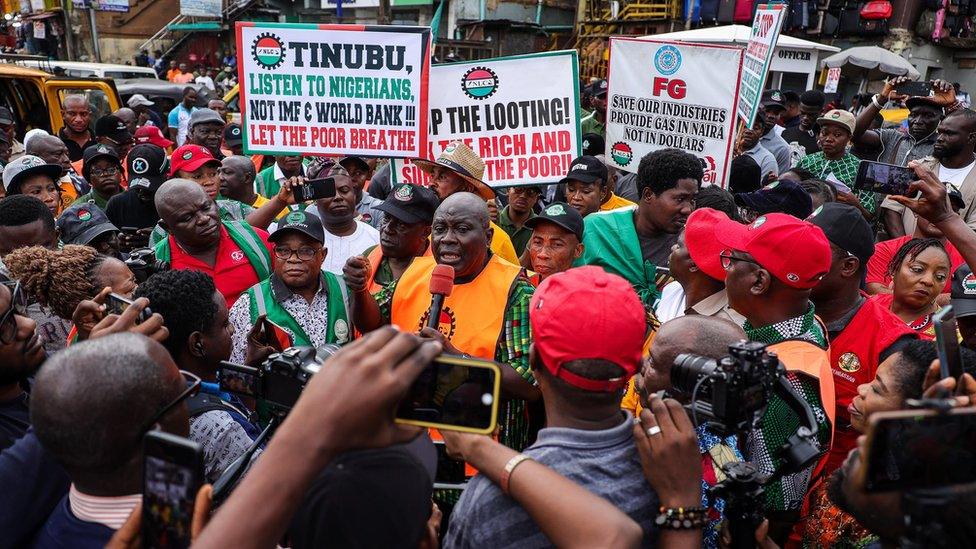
[[671, 354, 718, 395]]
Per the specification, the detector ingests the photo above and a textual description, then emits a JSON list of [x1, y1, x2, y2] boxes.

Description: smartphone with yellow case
[[395, 354, 501, 435]]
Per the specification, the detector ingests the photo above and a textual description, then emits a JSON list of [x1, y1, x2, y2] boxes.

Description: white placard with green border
[[737, 4, 786, 127]]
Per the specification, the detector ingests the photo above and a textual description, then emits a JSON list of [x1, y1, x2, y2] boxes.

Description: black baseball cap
[[223, 124, 243, 148], [56, 203, 118, 246], [905, 96, 945, 112], [0, 106, 14, 126], [127, 144, 169, 190], [806, 202, 875, 265], [82, 144, 121, 182], [761, 89, 786, 111], [94, 114, 132, 142], [270, 210, 325, 244], [590, 79, 608, 97], [951, 265, 976, 318], [559, 155, 608, 185], [734, 179, 813, 220], [375, 183, 439, 225], [339, 156, 370, 173], [800, 89, 826, 108], [581, 133, 605, 157], [525, 202, 584, 241]]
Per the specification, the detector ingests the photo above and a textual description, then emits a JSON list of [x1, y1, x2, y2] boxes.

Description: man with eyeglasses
[[93, 114, 134, 163], [29, 333, 199, 547], [710, 209, 836, 543], [73, 144, 122, 210], [229, 210, 353, 364], [153, 179, 274, 307], [0, 280, 43, 451], [808, 203, 917, 476], [187, 108, 228, 160], [352, 183, 438, 294]]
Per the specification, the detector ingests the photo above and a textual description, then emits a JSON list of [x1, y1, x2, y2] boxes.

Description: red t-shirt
[[168, 225, 273, 307], [866, 236, 964, 293], [868, 293, 935, 340]]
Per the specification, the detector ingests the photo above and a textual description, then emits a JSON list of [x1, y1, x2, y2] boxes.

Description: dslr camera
[[219, 344, 340, 412], [124, 248, 170, 283], [670, 340, 781, 436]]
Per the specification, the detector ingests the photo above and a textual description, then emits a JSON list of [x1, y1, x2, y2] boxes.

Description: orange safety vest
[[365, 245, 433, 294], [391, 254, 521, 358]]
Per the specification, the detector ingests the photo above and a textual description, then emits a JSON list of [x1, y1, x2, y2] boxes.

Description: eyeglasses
[[0, 280, 27, 345], [719, 249, 762, 271], [509, 187, 540, 196], [90, 166, 119, 178], [273, 245, 319, 261], [141, 370, 201, 434]]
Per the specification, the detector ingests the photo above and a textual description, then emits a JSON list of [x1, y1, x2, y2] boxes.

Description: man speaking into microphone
[[343, 192, 539, 450]]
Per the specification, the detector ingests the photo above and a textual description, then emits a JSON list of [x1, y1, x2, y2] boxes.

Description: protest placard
[[737, 4, 785, 127], [824, 67, 841, 94], [605, 38, 743, 187], [235, 22, 430, 158], [391, 50, 581, 189]]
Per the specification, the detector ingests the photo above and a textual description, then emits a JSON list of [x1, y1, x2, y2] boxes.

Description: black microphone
[[426, 264, 455, 330]]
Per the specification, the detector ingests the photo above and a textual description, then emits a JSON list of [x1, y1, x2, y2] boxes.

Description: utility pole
[[378, 0, 390, 25], [60, 0, 75, 60], [88, 6, 101, 62]]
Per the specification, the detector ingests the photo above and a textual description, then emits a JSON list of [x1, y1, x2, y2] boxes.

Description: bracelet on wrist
[[871, 94, 885, 110], [500, 453, 532, 495], [947, 100, 963, 113], [655, 505, 708, 530]]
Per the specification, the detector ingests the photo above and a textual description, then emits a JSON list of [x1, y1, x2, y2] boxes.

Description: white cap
[[127, 94, 155, 108]]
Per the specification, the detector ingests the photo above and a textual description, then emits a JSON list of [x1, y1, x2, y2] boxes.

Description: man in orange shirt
[[153, 178, 273, 306]]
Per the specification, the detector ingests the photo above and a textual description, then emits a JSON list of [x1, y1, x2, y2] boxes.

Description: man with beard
[[576, 148, 701, 309], [153, 179, 273, 307], [58, 95, 96, 162], [26, 134, 88, 211], [187, 108, 227, 160], [0, 280, 45, 450], [303, 161, 379, 275], [881, 108, 976, 235], [344, 192, 539, 450], [73, 145, 122, 210], [352, 183, 437, 293]]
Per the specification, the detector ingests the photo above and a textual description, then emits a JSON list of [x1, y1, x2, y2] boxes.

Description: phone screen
[[934, 306, 964, 383], [894, 80, 932, 97], [854, 161, 916, 196], [218, 361, 261, 398], [294, 177, 337, 202], [106, 293, 152, 323], [395, 355, 500, 434], [143, 432, 204, 549], [864, 410, 976, 492]]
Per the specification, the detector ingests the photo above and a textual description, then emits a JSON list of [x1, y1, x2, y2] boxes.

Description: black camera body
[[124, 248, 170, 283], [671, 340, 781, 436], [219, 344, 340, 412]]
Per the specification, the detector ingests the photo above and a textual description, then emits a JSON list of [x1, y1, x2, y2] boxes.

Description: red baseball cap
[[134, 125, 174, 149], [684, 208, 727, 282], [170, 144, 219, 177], [714, 211, 831, 289], [530, 266, 645, 391]]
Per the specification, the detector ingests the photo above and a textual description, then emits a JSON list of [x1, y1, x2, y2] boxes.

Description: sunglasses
[[140, 370, 201, 435], [0, 280, 27, 345]]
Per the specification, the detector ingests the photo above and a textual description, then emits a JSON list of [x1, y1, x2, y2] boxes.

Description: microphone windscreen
[[429, 264, 455, 297]]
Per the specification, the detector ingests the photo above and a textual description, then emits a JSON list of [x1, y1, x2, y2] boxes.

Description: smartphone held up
[[143, 432, 204, 549], [854, 160, 917, 196]]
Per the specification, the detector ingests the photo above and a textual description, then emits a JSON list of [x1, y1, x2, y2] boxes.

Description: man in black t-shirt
[[781, 90, 825, 166], [105, 144, 168, 249], [0, 280, 45, 450]]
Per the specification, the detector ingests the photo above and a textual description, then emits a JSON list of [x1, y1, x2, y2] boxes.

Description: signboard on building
[[737, 3, 785, 127], [605, 37, 743, 187], [92, 0, 129, 11], [235, 22, 431, 158], [321, 0, 430, 8], [180, 0, 221, 17], [391, 50, 581, 189]]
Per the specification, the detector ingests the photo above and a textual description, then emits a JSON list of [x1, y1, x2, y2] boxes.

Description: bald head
[[155, 178, 208, 215], [436, 191, 489, 230], [62, 94, 88, 110], [645, 315, 746, 394], [155, 178, 221, 250], [31, 333, 183, 488], [224, 155, 256, 181]]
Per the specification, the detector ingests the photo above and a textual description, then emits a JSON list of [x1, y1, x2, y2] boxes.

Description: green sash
[[255, 166, 281, 199], [246, 273, 351, 345], [154, 219, 272, 281], [574, 207, 659, 309]]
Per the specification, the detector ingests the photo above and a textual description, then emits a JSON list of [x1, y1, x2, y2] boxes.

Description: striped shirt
[[68, 485, 140, 530]]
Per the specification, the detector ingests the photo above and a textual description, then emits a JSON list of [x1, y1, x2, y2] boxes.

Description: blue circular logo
[[654, 45, 682, 76]]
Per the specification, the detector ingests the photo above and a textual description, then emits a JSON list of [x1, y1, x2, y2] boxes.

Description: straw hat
[[413, 141, 496, 201]]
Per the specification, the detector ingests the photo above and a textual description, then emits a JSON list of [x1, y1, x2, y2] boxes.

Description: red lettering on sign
[[652, 77, 687, 100]]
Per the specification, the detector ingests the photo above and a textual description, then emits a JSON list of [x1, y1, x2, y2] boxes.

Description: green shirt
[[72, 190, 111, 210], [796, 151, 878, 216], [580, 111, 605, 138], [497, 206, 536, 257], [373, 272, 536, 452]]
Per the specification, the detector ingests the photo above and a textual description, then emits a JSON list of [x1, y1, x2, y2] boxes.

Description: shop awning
[[167, 21, 222, 31]]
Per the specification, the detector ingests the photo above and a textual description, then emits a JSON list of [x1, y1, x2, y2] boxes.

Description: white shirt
[[656, 281, 686, 324], [195, 75, 216, 91], [938, 160, 976, 188], [68, 485, 140, 530], [320, 220, 379, 275]]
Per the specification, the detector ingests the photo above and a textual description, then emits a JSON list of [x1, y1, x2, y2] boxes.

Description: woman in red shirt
[[869, 238, 951, 339]]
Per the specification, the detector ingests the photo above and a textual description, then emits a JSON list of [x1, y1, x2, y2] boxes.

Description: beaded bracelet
[[654, 505, 708, 530]]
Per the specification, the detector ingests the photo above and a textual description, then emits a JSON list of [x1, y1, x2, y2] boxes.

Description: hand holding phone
[[293, 177, 337, 202], [143, 432, 204, 549], [854, 160, 917, 196], [894, 80, 932, 99], [394, 354, 501, 435], [106, 293, 153, 324]]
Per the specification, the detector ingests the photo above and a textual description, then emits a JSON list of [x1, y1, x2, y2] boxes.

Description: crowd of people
[[0, 61, 976, 549]]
